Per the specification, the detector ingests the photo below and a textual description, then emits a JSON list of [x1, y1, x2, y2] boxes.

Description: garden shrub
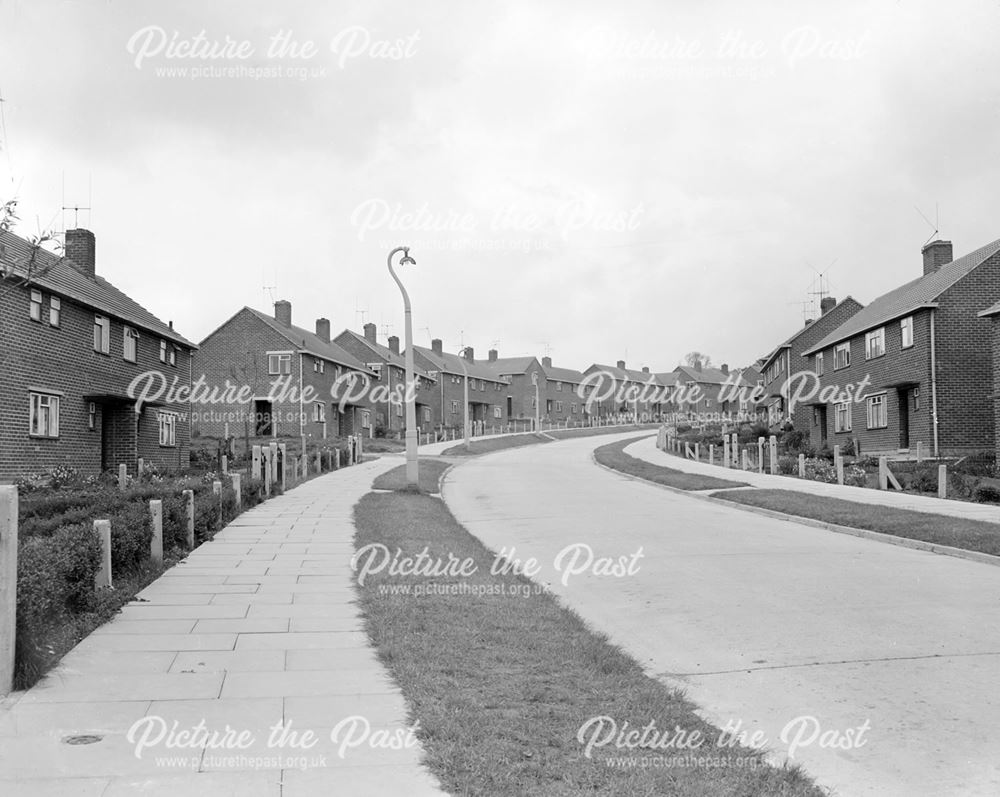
[[973, 484, 1000, 504], [777, 455, 798, 475]]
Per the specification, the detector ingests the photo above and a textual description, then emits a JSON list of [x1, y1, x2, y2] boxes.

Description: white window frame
[[815, 352, 824, 376], [29, 392, 60, 438], [834, 401, 852, 432], [123, 326, 138, 362], [555, 382, 562, 392], [424, 407, 431, 422], [361, 410, 371, 429], [88, 401, 97, 430], [493, 406, 501, 419], [900, 316, 914, 349], [158, 411, 177, 446], [834, 342, 850, 370], [49, 296, 60, 327], [451, 400, 459, 413], [368, 362, 383, 380], [268, 352, 292, 375], [865, 327, 885, 360], [160, 339, 167, 363], [314, 359, 324, 373], [312, 402, 325, 422], [94, 315, 110, 354], [866, 394, 887, 429], [168, 346, 177, 367], [29, 289, 42, 321]]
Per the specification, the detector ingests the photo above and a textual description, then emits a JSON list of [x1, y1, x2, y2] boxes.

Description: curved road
[[442, 432, 1000, 797]]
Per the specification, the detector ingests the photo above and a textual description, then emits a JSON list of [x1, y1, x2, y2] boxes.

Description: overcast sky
[[1, 0, 997, 373]]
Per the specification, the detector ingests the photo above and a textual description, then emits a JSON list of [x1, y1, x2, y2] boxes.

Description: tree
[[683, 351, 712, 368], [0, 198, 62, 296]]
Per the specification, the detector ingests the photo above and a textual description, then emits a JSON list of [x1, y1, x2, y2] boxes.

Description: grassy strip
[[371, 459, 452, 493], [713, 489, 1000, 556], [353, 491, 819, 796], [441, 433, 550, 456], [546, 423, 659, 440], [595, 438, 749, 491]]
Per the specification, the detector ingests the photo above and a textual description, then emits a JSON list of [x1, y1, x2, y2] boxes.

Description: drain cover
[[62, 734, 103, 745]]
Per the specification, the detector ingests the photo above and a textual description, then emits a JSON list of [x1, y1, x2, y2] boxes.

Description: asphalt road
[[442, 431, 1000, 797]]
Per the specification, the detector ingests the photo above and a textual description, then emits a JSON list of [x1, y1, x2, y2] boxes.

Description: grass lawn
[[713, 489, 1000, 556], [371, 459, 452, 493], [595, 438, 749, 491], [441, 433, 550, 456], [353, 491, 819, 796], [546, 423, 659, 440]]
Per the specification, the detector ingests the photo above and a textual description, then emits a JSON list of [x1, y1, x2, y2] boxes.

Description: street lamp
[[532, 371, 540, 432], [387, 246, 418, 489], [458, 347, 471, 450]]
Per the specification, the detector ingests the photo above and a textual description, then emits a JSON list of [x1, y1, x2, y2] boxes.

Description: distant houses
[[411, 342, 511, 431]]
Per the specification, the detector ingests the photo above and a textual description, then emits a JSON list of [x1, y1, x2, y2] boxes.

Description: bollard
[[94, 519, 112, 589], [213, 480, 223, 527], [232, 473, 242, 510], [1, 486, 17, 696], [798, 453, 806, 478], [938, 464, 947, 498], [221, 455, 228, 475], [118, 463, 128, 491], [279, 444, 287, 490], [769, 435, 778, 475], [182, 489, 194, 548], [149, 500, 163, 564], [757, 437, 765, 473]]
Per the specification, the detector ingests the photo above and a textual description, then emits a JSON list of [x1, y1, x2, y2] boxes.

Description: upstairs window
[[900, 316, 914, 349], [160, 340, 167, 363], [834, 342, 851, 370], [124, 327, 138, 362], [815, 352, 824, 376], [268, 353, 292, 375], [94, 315, 110, 354], [49, 297, 60, 327], [29, 289, 42, 321], [368, 362, 383, 380], [865, 327, 885, 360], [314, 359, 324, 373], [169, 346, 177, 367], [555, 382, 562, 392]]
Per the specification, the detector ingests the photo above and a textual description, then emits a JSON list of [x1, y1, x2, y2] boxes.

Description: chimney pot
[[489, 349, 499, 362], [642, 366, 650, 374], [921, 240, 953, 275], [65, 228, 96, 278], [820, 296, 837, 315], [363, 322, 377, 343], [463, 347, 474, 362], [721, 363, 729, 374], [616, 360, 626, 370], [388, 335, 400, 355], [274, 300, 292, 327], [542, 355, 551, 368], [431, 338, 443, 356], [315, 318, 330, 343]]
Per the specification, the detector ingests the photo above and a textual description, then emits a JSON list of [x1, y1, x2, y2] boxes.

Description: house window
[[313, 403, 325, 422], [865, 327, 885, 360], [555, 382, 562, 392], [493, 406, 501, 419], [158, 412, 177, 446], [451, 400, 459, 413], [29, 392, 60, 437], [169, 346, 176, 367], [314, 359, 324, 373], [531, 397, 537, 409], [571, 403, 577, 414], [901, 316, 914, 349], [88, 402, 97, 430], [368, 363, 383, 380], [361, 410, 371, 429], [834, 342, 850, 370], [49, 297, 60, 327], [268, 353, 292, 375], [160, 339, 167, 362], [834, 401, 852, 432], [123, 327, 138, 362], [556, 401, 563, 412], [396, 402, 403, 417], [815, 352, 824, 376], [93, 315, 110, 354], [866, 394, 887, 429], [913, 387, 920, 410], [424, 407, 431, 422], [29, 289, 42, 321]]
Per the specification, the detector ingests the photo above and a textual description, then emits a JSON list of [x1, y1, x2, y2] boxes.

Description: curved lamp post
[[387, 246, 418, 488], [531, 371, 540, 432], [458, 347, 471, 450]]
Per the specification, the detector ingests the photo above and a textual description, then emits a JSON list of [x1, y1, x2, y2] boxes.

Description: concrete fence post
[[94, 519, 112, 589], [301, 454, 308, 478], [833, 445, 843, 485], [741, 448, 749, 470], [213, 480, 223, 526], [137, 458, 144, 477], [769, 435, 778, 475], [221, 455, 228, 475], [263, 449, 272, 495], [916, 441, 923, 463], [118, 463, 128, 491], [314, 450, 321, 473], [149, 500, 163, 564], [182, 489, 194, 548], [757, 437, 765, 473], [232, 473, 242, 510], [252, 445, 262, 481], [878, 457, 888, 490], [723, 438, 730, 468], [1, 486, 17, 696], [709, 445, 715, 467], [279, 444, 287, 491], [938, 464, 947, 498], [694, 443, 700, 461], [798, 453, 806, 478]]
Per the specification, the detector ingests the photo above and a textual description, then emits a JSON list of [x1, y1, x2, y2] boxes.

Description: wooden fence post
[[94, 519, 112, 588], [938, 464, 947, 498], [232, 473, 242, 510], [118, 463, 128, 491], [182, 489, 194, 548], [1, 486, 16, 696], [769, 435, 778, 475], [150, 500, 163, 564], [263, 449, 272, 495]]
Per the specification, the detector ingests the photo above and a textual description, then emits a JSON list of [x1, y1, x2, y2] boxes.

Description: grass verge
[[441, 433, 550, 456], [595, 438, 749, 491], [546, 423, 659, 440], [353, 491, 820, 796], [713, 488, 1000, 556], [371, 459, 452, 493]]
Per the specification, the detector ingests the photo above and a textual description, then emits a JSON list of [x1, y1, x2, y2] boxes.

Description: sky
[[1, 0, 998, 373]]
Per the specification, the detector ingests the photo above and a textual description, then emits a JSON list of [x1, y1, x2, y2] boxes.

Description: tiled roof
[[245, 308, 373, 373], [541, 363, 586, 384], [0, 229, 195, 348], [760, 297, 863, 370], [978, 301, 1000, 317], [802, 238, 1000, 356], [483, 356, 537, 375], [673, 364, 744, 385], [412, 346, 508, 382], [337, 329, 433, 379]]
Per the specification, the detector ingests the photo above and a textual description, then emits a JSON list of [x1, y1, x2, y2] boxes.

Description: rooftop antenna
[[354, 298, 368, 327], [788, 298, 814, 323], [379, 319, 394, 339], [806, 258, 837, 306], [0, 87, 14, 188], [914, 203, 940, 247], [60, 172, 92, 232], [261, 265, 277, 307], [420, 325, 432, 343]]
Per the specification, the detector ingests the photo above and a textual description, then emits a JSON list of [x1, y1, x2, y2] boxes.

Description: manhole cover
[[62, 734, 103, 745]]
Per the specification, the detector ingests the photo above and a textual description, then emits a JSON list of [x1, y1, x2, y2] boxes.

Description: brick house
[[977, 299, 1000, 461], [671, 361, 750, 421], [193, 301, 375, 443], [480, 352, 545, 427], [0, 227, 196, 480], [411, 342, 511, 432], [801, 239, 1000, 456], [333, 323, 436, 434], [539, 357, 593, 424], [582, 361, 666, 421], [759, 296, 864, 431]]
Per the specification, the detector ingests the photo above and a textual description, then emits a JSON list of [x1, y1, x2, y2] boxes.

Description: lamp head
[[400, 247, 416, 267]]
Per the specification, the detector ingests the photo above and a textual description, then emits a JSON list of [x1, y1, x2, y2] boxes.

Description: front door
[[898, 389, 910, 449], [254, 400, 272, 436], [817, 405, 828, 445]]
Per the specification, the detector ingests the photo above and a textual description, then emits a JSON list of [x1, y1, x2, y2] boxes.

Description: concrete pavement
[[0, 459, 446, 797], [443, 432, 1000, 797], [628, 434, 1000, 523]]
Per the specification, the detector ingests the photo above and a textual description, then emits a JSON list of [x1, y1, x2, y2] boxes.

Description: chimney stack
[[616, 360, 626, 370], [432, 338, 443, 356], [363, 322, 377, 343], [922, 240, 953, 275], [274, 300, 292, 327], [315, 318, 330, 343], [463, 347, 475, 362], [542, 356, 551, 368], [721, 363, 729, 375], [489, 349, 498, 362], [388, 335, 400, 355], [820, 296, 836, 315], [65, 228, 96, 278], [642, 366, 650, 374], [693, 359, 702, 372]]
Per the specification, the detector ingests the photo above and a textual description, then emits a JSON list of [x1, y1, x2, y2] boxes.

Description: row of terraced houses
[[3, 226, 1000, 481]]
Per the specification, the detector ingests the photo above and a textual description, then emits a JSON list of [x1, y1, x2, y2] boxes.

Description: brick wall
[[992, 316, 1000, 460]]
